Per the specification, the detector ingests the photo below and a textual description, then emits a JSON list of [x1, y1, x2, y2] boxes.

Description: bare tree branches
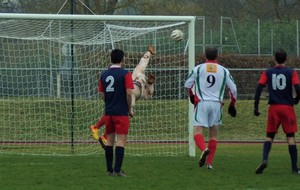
[[0, 0, 299, 21]]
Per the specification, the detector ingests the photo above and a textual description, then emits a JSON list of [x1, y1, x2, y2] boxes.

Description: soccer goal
[[0, 13, 196, 156]]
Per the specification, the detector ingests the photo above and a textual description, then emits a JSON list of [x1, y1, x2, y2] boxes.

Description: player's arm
[[125, 72, 134, 117], [126, 88, 133, 117], [98, 78, 105, 101], [100, 92, 105, 100], [188, 88, 195, 105], [226, 73, 237, 105], [184, 68, 196, 105], [292, 70, 300, 105], [293, 85, 300, 104], [254, 84, 265, 116], [226, 71, 237, 117], [254, 71, 267, 116]]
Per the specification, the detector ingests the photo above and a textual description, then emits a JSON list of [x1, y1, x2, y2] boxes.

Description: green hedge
[[196, 54, 300, 68]]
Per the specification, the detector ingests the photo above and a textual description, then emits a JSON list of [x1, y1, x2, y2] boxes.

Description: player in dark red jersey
[[98, 48, 134, 177], [254, 49, 300, 174]]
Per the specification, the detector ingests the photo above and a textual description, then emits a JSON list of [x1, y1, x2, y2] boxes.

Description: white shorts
[[193, 101, 222, 128]]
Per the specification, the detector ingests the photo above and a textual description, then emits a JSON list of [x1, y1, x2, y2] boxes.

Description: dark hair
[[275, 49, 287, 64], [205, 47, 218, 60], [111, 49, 124, 64]]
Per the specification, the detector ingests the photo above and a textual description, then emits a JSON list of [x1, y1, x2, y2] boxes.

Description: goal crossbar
[[0, 13, 195, 22]]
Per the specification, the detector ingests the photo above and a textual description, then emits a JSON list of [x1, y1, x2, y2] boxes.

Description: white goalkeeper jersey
[[184, 62, 237, 103]]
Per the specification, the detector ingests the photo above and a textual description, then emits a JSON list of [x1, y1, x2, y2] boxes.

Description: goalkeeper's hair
[[111, 49, 124, 64]]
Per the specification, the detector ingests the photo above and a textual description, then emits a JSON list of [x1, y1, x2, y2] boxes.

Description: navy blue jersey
[[259, 66, 298, 105], [99, 66, 134, 115]]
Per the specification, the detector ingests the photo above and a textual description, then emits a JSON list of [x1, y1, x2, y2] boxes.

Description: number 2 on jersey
[[106, 75, 115, 92]]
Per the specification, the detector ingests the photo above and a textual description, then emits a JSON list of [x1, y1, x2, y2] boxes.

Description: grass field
[[1, 98, 300, 189], [1, 143, 300, 190]]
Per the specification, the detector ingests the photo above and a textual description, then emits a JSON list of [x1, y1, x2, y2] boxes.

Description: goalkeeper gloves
[[228, 104, 236, 117]]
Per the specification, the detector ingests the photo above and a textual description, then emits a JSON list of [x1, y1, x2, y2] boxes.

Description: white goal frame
[[0, 13, 196, 156]]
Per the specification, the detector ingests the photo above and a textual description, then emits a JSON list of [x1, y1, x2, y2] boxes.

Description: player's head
[[275, 49, 287, 64], [111, 49, 124, 64], [205, 47, 218, 60]]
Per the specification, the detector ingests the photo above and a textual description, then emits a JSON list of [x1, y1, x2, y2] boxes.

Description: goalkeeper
[[184, 47, 237, 169], [90, 45, 155, 148]]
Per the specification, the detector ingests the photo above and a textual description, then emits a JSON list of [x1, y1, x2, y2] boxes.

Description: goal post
[[0, 13, 195, 156]]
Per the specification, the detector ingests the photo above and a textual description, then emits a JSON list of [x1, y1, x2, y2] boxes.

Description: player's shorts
[[105, 115, 130, 135], [267, 104, 298, 134], [193, 101, 222, 127]]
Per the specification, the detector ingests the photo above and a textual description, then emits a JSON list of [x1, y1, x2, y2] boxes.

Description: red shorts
[[267, 105, 298, 134], [105, 115, 130, 135]]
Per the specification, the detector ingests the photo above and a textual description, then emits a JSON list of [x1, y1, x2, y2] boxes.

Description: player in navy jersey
[[98, 48, 134, 177], [254, 49, 300, 174], [185, 47, 237, 169], [90, 46, 155, 149]]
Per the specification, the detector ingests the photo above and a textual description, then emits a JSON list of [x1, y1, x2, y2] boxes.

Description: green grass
[[0, 98, 295, 142], [1, 143, 299, 190], [0, 98, 299, 156]]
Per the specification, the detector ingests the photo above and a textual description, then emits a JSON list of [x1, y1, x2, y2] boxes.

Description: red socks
[[194, 134, 206, 151], [194, 134, 218, 165], [207, 139, 217, 165]]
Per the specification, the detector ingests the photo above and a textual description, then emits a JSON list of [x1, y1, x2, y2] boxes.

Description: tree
[[0, 0, 119, 15], [0, 0, 21, 13]]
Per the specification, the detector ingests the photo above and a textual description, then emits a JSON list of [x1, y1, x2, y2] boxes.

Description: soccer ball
[[170, 29, 184, 41]]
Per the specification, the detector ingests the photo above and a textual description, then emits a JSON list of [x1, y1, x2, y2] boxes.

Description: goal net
[[0, 14, 195, 156]]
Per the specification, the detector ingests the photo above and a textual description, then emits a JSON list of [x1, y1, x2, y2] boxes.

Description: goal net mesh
[[0, 15, 192, 156]]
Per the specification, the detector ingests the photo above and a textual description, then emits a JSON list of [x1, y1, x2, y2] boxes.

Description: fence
[[195, 17, 300, 57], [0, 67, 266, 100]]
